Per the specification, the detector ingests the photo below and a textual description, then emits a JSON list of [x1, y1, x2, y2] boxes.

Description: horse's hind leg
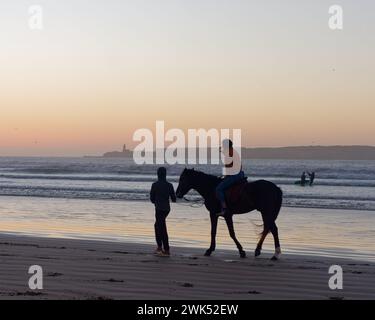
[[205, 212, 218, 256], [225, 215, 246, 258], [255, 224, 269, 257], [270, 221, 281, 260]]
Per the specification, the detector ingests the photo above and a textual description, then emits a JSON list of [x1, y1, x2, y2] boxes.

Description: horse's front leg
[[225, 215, 246, 258], [205, 212, 218, 256]]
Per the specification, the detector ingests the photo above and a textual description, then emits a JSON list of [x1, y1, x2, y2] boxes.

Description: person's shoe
[[154, 247, 163, 255], [156, 250, 170, 257]]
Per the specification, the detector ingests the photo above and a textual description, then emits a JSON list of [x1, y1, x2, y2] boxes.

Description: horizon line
[[1, 144, 375, 158]]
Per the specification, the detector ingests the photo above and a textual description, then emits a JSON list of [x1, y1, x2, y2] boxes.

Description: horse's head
[[176, 168, 195, 198]]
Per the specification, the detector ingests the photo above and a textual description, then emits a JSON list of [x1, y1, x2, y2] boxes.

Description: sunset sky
[[1, 0, 374, 156]]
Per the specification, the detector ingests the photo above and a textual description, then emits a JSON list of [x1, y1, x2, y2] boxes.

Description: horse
[[176, 168, 283, 260]]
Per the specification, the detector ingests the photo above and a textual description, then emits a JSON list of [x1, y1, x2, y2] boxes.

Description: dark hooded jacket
[[150, 167, 176, 211]]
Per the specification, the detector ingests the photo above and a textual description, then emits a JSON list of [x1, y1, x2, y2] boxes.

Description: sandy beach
[[0, 233, 373, 300]]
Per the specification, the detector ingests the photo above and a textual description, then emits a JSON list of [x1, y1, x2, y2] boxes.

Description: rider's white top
[[222, 148, 242, 176]]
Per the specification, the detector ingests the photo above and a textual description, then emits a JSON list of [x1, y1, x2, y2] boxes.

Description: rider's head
[[222, 139, 233, 150]]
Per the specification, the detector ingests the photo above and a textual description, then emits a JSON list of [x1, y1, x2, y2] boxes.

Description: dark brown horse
[[176, 168, 283, 260]]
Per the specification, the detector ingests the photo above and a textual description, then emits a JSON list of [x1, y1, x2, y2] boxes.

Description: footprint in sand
[[296, 266, 320, 270], [112, 251, 130, 255], [36, 256, 58, 260], [175, 282, 194, 288], [86, 295, 113, 300], [329, 296, 344, 300], [227, 290, 262, 295], [182, 283, 194, 288], [47, 272, 63, 277], [247, 290, 261, 294], [11, 291, 44, 296], [102, 278, 124, 283]]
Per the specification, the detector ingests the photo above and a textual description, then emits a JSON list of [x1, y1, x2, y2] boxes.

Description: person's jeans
[[216, 171, 245, 206], [154, 209, 170, 251]]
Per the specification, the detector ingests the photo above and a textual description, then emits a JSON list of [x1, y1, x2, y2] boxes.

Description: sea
[[0, 157, 374, 211], [0, 157, 374, 261]]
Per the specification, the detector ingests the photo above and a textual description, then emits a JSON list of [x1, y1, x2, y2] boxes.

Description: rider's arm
[[224, 147, 234, 168]]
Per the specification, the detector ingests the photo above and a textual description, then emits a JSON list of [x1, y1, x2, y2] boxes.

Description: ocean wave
[[1, 173, 375, 188], [285, 193, 375, 202], [1, 157, 375, 212], [0, 184, 147, 195], [0, 173, 156, 182], [0, 185, 375, 211]]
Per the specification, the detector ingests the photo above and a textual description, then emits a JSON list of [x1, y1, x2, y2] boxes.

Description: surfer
[[301, 172, 307, 186], [307, 171, 315, 186]]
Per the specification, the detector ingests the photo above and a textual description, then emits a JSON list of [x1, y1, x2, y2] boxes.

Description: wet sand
[[1, 197, 374, 263], [0, 233, 374, 300]]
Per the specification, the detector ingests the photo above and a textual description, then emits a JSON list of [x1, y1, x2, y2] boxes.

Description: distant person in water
[[307, 171, 315, 186], [216, 139, 244, 217], [150, 167, 176, 257], [301, 171, 307, 185]]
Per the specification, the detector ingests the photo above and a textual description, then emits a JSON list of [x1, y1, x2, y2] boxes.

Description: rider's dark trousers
[[216, 171, 245, 204]]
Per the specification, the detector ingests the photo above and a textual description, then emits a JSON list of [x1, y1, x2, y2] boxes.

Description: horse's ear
[[192, 168, 195, 171]]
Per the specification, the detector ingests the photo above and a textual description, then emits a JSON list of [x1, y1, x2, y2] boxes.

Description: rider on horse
[[216, 139, 245, 217]]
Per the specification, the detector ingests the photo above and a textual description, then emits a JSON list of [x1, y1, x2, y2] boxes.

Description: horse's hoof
[[204, 250, 212, 257], [240, 251, 246, 258], [270, 255, 278, 261], [254, 249, 261, 257]]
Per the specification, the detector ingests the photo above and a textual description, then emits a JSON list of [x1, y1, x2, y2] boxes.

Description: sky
[[0, 0, 374, 156]]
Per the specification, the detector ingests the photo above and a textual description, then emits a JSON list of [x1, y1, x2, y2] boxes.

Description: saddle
[[225, 177, 248, 205]]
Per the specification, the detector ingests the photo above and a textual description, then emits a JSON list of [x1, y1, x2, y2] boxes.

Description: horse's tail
[[260, 185, 283, 238], [274, 186, 283, 221]]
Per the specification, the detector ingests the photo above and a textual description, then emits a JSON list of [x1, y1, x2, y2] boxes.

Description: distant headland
[[241, 145, 375, 160], [102, 144, 132, 158], [87, 145, 375, 160]]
